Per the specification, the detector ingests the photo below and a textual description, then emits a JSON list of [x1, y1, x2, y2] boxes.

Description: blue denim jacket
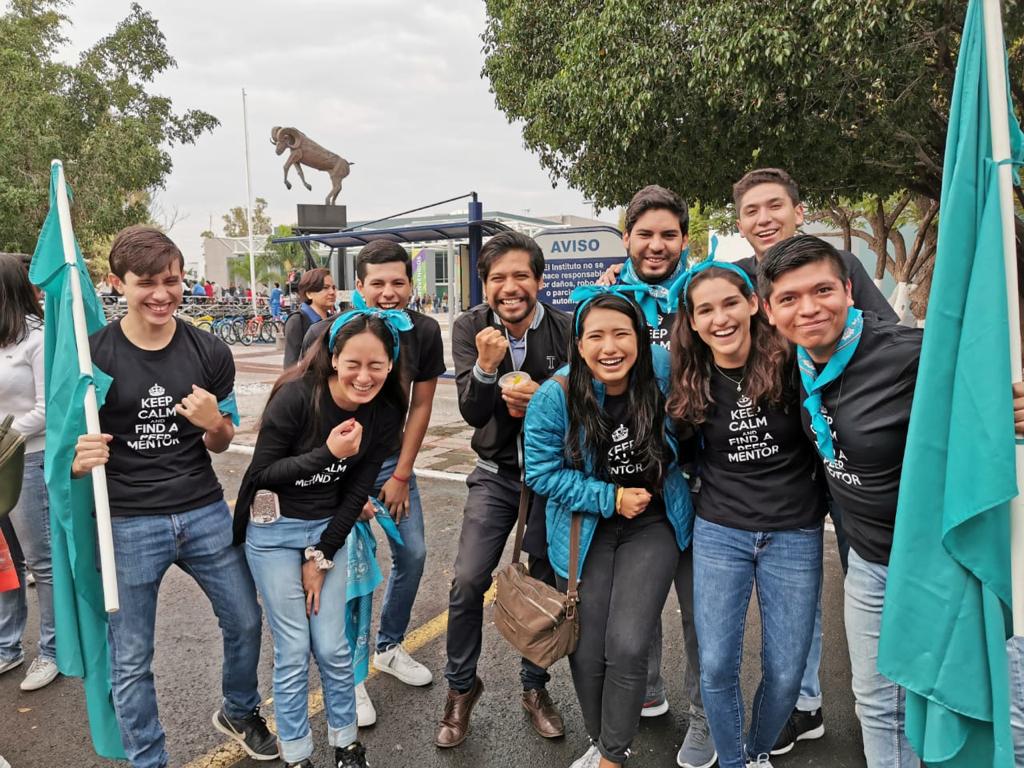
[[523, 346, 694, 580]]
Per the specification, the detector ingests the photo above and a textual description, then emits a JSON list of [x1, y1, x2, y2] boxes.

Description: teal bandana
[[570, 284, 657, 334], [669, 259, 756, 313], [619, 254, 687, 322], [346, 497, 404, 685], [797, 307, 864, 462], [327, 292, 413, 359]]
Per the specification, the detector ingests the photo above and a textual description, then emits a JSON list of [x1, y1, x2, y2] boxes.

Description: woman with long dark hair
[[283, 267, 337, 367], [668, 263, 825, 768], [0, 253, 58, 691], [524, 290, 694, 768], [233, 309, 408, 768]]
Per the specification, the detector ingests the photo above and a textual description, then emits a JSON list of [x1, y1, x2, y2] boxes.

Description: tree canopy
[[221, 197, 272, 238], [482, 0, 1024, 210], [0, 0, 218, 257]]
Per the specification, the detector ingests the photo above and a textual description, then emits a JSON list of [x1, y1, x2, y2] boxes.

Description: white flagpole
[[51, 160, 119, 614], [242, 89, 259, 315], [982, 0, 1024, 634]]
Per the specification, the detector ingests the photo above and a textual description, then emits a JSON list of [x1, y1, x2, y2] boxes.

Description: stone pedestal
[[297, 204, 347, 230]]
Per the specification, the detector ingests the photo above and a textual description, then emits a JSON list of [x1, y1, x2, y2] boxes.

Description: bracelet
[[615, 486, 624, 513], [391, 472, 410, 484], [303, 546, 335, 571]]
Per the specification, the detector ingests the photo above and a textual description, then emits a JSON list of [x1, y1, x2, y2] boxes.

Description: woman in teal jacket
[[524, 291, 693, 768]]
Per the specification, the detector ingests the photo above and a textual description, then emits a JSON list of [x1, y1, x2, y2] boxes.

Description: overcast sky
[[62, 0, 606, 261]]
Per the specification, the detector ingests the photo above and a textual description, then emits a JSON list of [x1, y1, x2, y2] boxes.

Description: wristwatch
[[303, 546, 335, 571]]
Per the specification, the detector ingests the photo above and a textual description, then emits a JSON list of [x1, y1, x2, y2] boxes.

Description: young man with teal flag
[[875, 0, 1024, 765], [28, 163, 124, 758]]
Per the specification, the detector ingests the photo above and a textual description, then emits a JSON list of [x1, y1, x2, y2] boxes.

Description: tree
[[482, 0, 1023, 218], [222, 197, 272, 238], [0, 1, 219, 267]]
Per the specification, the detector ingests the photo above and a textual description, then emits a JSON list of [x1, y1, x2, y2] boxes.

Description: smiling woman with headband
[[668, 261, 826, 768], [232, 308, 408, 768]]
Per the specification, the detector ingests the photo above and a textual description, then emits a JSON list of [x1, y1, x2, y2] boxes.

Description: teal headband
[[326, 292, 412, 359], [669, 260, 755, 312], [570, 284, 655, 335]]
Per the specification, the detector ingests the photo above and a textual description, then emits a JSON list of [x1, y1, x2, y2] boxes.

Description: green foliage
[[0, 1, 218, 264], [482, 0, 1024, 210], [222, 197, 272, 237]]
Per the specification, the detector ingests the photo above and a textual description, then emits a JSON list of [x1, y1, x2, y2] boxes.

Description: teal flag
[[877, 1, 1024, 766], [28, 164, 124, 758]]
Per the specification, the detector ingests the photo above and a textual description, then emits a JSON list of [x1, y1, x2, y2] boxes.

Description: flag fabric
[[877, 1, 1024, 766], [28, 165, 124, 758]]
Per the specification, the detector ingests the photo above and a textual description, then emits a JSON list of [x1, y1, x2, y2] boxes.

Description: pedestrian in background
[[0, 252, 58, 692]]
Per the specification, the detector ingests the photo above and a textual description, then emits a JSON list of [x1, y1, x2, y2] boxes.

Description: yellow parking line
[[183, 585, 497, 767]]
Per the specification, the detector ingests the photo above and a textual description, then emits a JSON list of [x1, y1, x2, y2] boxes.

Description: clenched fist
[[617, 487, 651, 519], [327, 418, 362, 459], [175, 385, 223, 432], [475, 327, 509, 374]]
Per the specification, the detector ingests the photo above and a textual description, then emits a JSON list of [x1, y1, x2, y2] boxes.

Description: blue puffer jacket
[[523, 346, 694, 581]]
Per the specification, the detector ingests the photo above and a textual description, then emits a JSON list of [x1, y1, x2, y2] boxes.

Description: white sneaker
[[372, 643, 432, 686], [747, 755, 774, 768], [0, 654, 24, 676], [0, 753, 11, 768], [20, 657, 58, 691], [355, 682, 376, 727], [569, 744, 600, 768]]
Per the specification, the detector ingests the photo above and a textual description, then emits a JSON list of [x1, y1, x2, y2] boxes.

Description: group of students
[[4, 167, 1019, 768]]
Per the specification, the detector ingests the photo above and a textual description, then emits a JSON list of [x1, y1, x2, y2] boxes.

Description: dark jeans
[[557, 511, 679, 764], [444, 468, 553, 692], [645, 546, 703, 714]]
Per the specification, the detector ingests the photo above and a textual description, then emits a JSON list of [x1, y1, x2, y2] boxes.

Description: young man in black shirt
[[301, 241, 446, 724], [759, 235, 923, 768], [436, 231, 572, 748], [71, 227, 275, 768]]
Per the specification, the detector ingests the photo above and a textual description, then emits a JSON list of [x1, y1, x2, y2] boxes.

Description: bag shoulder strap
[[510, 374, 569, 564]]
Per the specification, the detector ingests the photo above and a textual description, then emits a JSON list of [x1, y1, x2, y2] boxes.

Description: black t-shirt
[[696, 366, 825, 531], [242, 376, 402, 559], [649, 310, 676, 350], [90, 319, 234, 516], [603, 393, 667, 520], [797, 313, 922, 564]]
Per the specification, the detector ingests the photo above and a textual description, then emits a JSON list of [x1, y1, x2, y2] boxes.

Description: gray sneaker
[[677, 712, 717, 768]]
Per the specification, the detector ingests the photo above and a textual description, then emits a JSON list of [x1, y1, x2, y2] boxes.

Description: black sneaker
[[335, 741, 369, 768], [771, 707, 825, 755], [212, 705, 280, 761]]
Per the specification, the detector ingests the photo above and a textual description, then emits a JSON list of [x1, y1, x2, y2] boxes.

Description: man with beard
[[436, 231, 572, 748]]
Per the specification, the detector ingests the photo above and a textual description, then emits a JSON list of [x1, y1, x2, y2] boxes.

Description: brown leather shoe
[[435, 677, 484, 748], [522, 688, 565, 738]]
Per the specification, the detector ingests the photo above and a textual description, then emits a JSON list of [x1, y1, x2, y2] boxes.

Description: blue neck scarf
[[570, 284, 659, 333], [327, 292, 413, 359], [619, 254, 686, 321], [797, 307, 864, 462]]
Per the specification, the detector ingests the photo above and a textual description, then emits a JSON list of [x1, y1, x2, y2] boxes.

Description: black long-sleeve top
[[232, 376, 401, 559]]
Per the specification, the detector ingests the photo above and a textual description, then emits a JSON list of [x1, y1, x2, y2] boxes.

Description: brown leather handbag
[[493, 481, 582, 668]]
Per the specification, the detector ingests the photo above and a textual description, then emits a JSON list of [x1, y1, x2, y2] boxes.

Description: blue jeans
[[0, 452, 55, 663], [246, 516, 356, 764], [1009, 636, 1024, 765], [797, 501, 851, 711], [845, 548, 919, 768], [108, 500, 263, 768], [370, 455, 427, 652], [693, 517, 822, 768]]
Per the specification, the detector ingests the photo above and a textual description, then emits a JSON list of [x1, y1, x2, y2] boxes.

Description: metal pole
[[982, 0, 1024, 633], [52, 160, 119, 613], [242, 89, 259, 315], [447, 239, 456, 326], [468, 194, 483, 307]]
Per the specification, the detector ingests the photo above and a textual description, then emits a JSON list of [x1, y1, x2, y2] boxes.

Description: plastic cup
[[499, 371, 533, 418]]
